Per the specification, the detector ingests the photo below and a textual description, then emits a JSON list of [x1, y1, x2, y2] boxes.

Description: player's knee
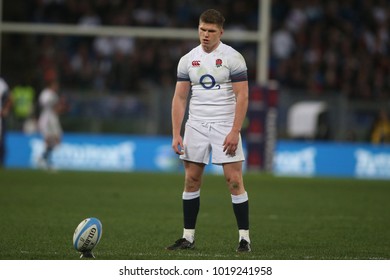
[[184, 175, 202, 192], [225, 174, 243, 192], [227, 179, 240, 190]]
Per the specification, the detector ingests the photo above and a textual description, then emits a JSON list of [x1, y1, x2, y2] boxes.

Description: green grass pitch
[[0, 169, 389, 260]]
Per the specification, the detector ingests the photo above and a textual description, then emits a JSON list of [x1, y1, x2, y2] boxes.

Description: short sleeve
[[177, 54, 191, 82], [230, 52, 248, 83]]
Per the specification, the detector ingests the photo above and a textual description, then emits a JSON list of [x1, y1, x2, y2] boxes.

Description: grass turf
[[0, 169, 389, 260]]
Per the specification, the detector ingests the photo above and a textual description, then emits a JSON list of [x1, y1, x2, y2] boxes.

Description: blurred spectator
[[11, 82, 36, 131], [69, 42, 96, 90], [370, 109, 390, 144], [37, 79, 67, 169], [78, 1, 101, 27], [285, 0, 307, 33], [271, 23, 295, 61]]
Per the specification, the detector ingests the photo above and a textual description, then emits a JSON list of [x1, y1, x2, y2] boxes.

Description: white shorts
[[180, 119, 245, 165], [38, 111, 62, 139]]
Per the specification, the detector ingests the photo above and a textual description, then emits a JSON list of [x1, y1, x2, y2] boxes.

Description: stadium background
[[1, 0, 389, 177], [1, 0, 390, 262]]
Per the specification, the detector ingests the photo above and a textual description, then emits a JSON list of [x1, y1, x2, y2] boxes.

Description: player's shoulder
[[40, 88, 52, 97], [217, 43, 246, 67], [178, 45, 202, 66], [0, 77, 9, 95], [0, 77, 8, 88], [39, 88, 56, 101], [182, 45, 202, 58], [217, 42, 237, 52]]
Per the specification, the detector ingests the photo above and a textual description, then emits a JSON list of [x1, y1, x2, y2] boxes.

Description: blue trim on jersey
[[231, 71, 248, 83], [232, 77, 248, 82], [177, 77, 190, 82]]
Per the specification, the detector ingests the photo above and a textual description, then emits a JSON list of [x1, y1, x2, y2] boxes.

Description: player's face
[[198, 22, 223, 53]]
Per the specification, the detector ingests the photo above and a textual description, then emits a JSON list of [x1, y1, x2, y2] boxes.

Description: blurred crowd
[[2, 0, 390, 100], [2, 0, 257, 94], [271, 0, 390, 100]]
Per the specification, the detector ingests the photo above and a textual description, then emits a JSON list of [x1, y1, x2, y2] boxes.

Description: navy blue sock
[[183, 197, 200, 229], [233, 200, 249, 230], [43, 146, 53, 160]]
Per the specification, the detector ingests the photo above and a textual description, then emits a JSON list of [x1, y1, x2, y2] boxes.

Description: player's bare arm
[[171, 81, 190, 155], [223, 81, 248, 155]]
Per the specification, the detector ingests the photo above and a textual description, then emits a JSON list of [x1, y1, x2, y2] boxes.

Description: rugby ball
[[73, 217, 103, 253]]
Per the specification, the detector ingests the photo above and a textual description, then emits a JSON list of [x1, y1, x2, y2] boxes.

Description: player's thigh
[[48, 115, 62, 135], [180, 121, 211, 164], [210, 122, 245, 164]]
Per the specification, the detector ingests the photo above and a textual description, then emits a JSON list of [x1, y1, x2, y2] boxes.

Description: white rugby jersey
[[38, 87, 62, 137], [39, 88, 59, 113], [177, 42, 247, 122], [0, 78, 9, 136], [0, 78, 9, 110]]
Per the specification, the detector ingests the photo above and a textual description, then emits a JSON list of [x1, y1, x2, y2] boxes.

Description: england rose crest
[[216, 59, 223, 67]]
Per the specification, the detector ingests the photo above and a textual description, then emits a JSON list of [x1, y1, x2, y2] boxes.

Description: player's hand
[[172, 136, 185, 155], [223, 130, 239, 156]]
